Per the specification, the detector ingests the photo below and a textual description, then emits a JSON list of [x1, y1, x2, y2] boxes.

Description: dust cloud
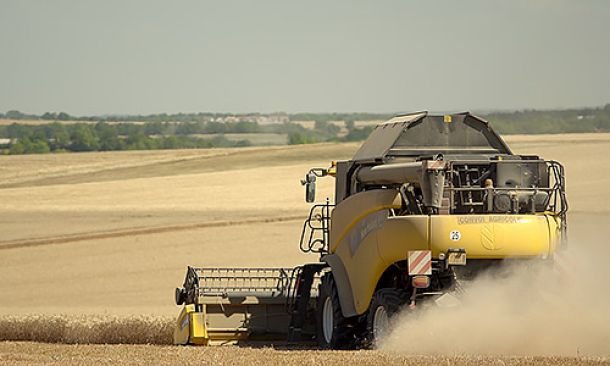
[[382, 214, 610, 357]]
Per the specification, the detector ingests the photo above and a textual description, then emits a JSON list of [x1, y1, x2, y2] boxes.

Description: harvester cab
[[174, 111, 568, 348]]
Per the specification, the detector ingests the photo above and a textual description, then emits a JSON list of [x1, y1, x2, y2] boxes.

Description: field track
[[0, 215, 302, 250]]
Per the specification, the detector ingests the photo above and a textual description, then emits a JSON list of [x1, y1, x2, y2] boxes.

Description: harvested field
[[1, 135, 610, 363], [1, 342, 608, 366]]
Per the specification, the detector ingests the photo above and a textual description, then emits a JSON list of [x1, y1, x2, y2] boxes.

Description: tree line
[[1, 104, 609, 155], [0, 122, 253, 154], [3, 104, 610, 133], [485, 104, 610, 134], [0, 120, 374, 154]]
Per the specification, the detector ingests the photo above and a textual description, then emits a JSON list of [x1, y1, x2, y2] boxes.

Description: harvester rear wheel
[[316, 273, 356, 349], [366, 288, 408, 348]]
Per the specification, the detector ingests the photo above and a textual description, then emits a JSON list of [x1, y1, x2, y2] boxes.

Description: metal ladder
[[299, 199, 333, 255], [287, 263, 326, 342]]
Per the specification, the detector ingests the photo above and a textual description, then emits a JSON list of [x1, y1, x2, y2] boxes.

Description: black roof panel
[[352, 112, 512, 162]]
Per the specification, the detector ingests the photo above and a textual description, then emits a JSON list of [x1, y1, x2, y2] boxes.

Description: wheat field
[[1, 134, 610, 364]]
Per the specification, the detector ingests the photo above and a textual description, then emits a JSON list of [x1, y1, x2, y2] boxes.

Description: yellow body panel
[[335, 215, 431, 314], [173, 304, 209, 345], [334, 228, 388, 314], [377, 216, 429, 266], [329, 190, 403, 314], [429, 214, 553, 259], [329, 190, 401, 253], [330, 191, 561, 315]]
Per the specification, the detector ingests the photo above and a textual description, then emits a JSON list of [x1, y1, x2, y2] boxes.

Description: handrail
[[299, 199, 334, 255]]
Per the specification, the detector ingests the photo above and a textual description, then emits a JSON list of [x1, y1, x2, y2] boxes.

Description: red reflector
[[411, 275, 430, 289]]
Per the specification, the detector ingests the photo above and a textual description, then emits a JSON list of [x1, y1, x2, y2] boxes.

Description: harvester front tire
[[316, 273, 355, 349], [366, 288, 408, 348]]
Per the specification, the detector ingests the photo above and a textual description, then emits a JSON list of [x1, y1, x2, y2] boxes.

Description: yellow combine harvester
[[174, 112, 568, 348]]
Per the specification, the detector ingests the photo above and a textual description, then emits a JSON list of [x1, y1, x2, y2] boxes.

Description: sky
[[1, 0, 609, 115]]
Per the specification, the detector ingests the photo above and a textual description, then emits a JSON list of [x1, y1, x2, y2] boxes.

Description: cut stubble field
[[1, 134, 610, 364]]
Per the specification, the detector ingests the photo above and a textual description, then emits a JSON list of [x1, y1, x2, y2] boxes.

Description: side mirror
[[305, 181, 316, 203], [301, 172, 317, 203]]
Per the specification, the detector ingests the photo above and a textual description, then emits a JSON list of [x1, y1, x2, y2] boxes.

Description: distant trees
[[344, 126, 374, 141], [9, 138, 50, 154], [41, 111, 71, 120], [486, 105, 610, 134], [2, 104, 610, 153], [0, 121, 258, 154], [5, 110, 29, 119], [288, 132, 318, 145], [70, 124, 100, 151], [5, 106, 610, 134], [315, 120, 341, 135], [95, 122, 121, 151]]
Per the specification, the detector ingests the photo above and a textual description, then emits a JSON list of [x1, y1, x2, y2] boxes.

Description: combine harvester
[[174, 112, 568, 348]]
